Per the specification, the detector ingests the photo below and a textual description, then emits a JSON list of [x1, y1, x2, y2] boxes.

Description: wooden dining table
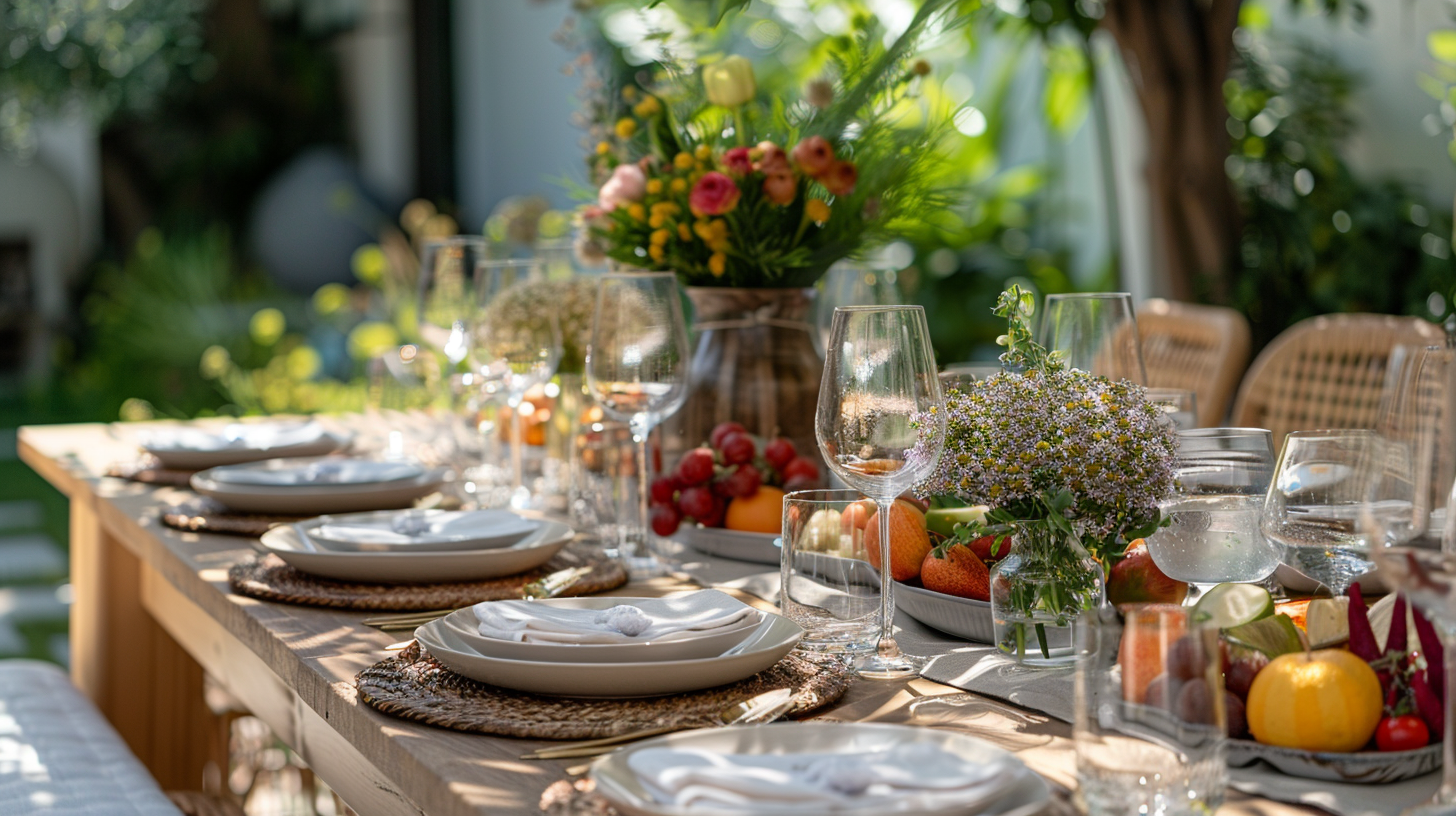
[[17, 420, 1318, 816]]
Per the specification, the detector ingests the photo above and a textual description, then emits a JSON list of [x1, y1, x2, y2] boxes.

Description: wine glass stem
[[633, 421, 651, 555], [875, 499, 901, 659], [509, 397, 525, 492], [1440, 629, 1456, 804]]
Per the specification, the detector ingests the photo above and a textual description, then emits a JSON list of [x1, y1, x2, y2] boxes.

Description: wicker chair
[[1230, 313, 1446, 444], [1138, 299, 1252, 427]]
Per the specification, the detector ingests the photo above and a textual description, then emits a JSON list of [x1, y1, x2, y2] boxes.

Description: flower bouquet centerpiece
[[917, 286, 1178, 666], [576, 3, 957, 460]]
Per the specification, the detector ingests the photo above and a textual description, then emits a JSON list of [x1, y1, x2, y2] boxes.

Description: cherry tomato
[[1376, 715, 1430, 752]]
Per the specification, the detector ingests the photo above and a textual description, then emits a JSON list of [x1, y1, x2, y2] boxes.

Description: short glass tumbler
[[1074, 604, 1228, 816], [779, 489, 880, 654]]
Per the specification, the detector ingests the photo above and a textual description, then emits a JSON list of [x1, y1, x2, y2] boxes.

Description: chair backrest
[[1230, 313, 1446, 445], [1138, 299, 1252, 427]]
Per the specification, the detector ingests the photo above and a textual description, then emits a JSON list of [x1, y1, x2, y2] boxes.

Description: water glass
[[1261, 429, 1377, 595], [1075, 605, 1227, 816], [1146, 387, 1199, 431], [1038, 292, 1147, 384], [779, 489, 880, 654]]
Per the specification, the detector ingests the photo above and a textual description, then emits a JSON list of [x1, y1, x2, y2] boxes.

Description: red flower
[[754, 141, 790, 175], [822, 160, 858, 197], [791, 136, 835, 177], [722, 147, 753, 176], [689, 172, 742, 216], [762, 171, 797, 205]]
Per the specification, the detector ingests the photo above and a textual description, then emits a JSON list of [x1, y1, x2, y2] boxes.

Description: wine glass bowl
[[1037, 292, 1146, 384], [815, 305, 946, 679], [418, 237, 488, 367]]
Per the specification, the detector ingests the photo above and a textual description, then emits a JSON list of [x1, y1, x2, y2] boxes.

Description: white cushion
[[0, 660, 182, 815]]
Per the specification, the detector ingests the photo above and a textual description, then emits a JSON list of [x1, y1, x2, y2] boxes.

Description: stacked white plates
[[591, 722, 1051, 816], [414, 592, 803, 697], [140, 421, 348, 469], [259, 518, 573, 583], [192, 457, 444, 514], [297, 509, 541, 553]]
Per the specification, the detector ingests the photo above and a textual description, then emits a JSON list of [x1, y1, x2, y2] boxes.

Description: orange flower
[[762, 171, 796, 206], [822, 161, 858, 197], [792, 136, 835, 177]]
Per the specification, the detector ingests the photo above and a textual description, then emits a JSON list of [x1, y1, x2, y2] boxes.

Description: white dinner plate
[[141, 422, 348, 470], [257, 521, 573, 583], [414, 611, 803, 697], [440, 600, 764, 664], [894, 581, 995, 644], [208, 458, 423, 487], [591, 722, 1051, 816], [674, 525, 780, 565], [297, 509, 540, 553], [192, 458, 444, 514]]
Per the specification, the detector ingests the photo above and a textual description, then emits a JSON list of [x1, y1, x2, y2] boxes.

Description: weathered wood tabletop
[[18, 419, 1316, 816]]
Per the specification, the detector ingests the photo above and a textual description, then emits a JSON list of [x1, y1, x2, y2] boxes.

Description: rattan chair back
[[1138, 299, 1252, 426]]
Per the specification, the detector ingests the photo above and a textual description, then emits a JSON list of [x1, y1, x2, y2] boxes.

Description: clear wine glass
[[1038, 292, 1147, 384], [1146, 428, 1280, 600], [816, 305, 947, 679], [1261, 429, 1378, 596], [1361, 344, 1456, 815], [586, 271, 691, 572], [476, 259, 561, 510]]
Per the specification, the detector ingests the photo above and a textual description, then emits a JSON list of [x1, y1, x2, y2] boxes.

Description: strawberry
[[920, 542, 990, 601]]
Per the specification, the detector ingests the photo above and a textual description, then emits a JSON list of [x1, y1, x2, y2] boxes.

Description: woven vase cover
[[356, 640, 852, 739], [227, 544, 628, 611]]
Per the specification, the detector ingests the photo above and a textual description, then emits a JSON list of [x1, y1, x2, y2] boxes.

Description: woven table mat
[[356, 640, 852, 739], [106, 457, 197, 489], [161, 497, 306, 537], [228, 543, 628, 611]]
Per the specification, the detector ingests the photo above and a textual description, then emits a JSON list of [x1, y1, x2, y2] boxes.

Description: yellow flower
[[693, 220, 714, 241], [678, 223, 693, 242], [649, 212, 669, 229], [673, 152, 695, 171], [651, 200, 679, 215], [595, 141, 611, 155], [615, 118, 637, 139], [351, 244, 387, 283], [621, 86, 639, 102], [627, 203, 646, 221], [709, 219, 729, 241], [312, 282, 351, 315], [694, 144, 712, 162], [646, 178, 663, 195], [633, 96, 661, 117], [670, 178, 688, 194], [285, 346, 322, 380], [649, 244, 666, 262], [249, 308, 286, 345], [806, 199, 831, 224], [702, 55, 756, 107], [650, 228, 671, 245], [709, 252, 727, 277]]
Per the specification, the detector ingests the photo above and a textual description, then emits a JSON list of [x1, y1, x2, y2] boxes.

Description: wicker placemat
[[160, 497, 307, 537], [106, 457, 197, 489], [356, 640, 852, 739], [228, 543, 628, 610]]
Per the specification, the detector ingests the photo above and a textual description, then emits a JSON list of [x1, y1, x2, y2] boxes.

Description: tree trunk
[[1101, 0, 1243, 301]]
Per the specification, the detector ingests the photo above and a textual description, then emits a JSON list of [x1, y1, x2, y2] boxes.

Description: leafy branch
[[992, 284, 1062, 375]]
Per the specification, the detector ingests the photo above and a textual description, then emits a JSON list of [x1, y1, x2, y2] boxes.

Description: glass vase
[[990, 528, 1105, 668]]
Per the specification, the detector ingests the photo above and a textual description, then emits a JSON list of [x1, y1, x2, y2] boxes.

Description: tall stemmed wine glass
[[417, 236, 492, 482], [1360, 344, 1456, 815], [1037, 293, 1146, 383], [586, 272, 691, 571], [1261, 430, 1378, 596], [476, 259, 561, 509], [816, 305, 947, 678]]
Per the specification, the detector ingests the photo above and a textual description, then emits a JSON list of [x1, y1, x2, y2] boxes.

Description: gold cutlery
[[521, 688, 795, 761], [361, 565, 595, 632]]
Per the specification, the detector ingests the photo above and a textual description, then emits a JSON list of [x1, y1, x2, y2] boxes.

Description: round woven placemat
[[356, 640, 852, 739], [160, 497, 307, 537], [106, 457, 197, 489], [228, 543, 628, 611]]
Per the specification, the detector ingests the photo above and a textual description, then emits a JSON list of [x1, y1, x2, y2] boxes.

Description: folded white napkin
[[213, 459, 421, 487], [473, 590, 758, 644], [144, 421, 324, 452], [628, 743, 1024, 812], [310, 510, 538, 546]]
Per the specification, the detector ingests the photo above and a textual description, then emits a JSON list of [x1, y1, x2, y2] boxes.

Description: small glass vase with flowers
[[916, 286, 1178, 667]]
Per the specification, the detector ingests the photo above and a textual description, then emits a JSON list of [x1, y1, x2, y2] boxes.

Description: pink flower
[[689, 172, 742, 216], [762, 171, 796, 206], [791, 136, 835, 177], [598, 163, 646, 211], [821, 160, 858, 197], [722, 147, 753, 176], [754, 141, 790, 175]]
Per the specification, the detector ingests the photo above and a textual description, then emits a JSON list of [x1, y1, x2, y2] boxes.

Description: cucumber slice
[[1225, 614, 1306, 658], [1192, 583, 1274, 630], [925, 506, 989, 538]]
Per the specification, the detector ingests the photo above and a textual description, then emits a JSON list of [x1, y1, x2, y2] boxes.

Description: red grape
[[678, 486, 717, 520], [719, 432, 757, 466], [709, 421, 748, 450], [782, 456, 821, 483], [721, 464, 762, 498], [696, 495, 726, 527], [764, 437, 796, 471], [676, 448, 716, 486], [783, 475, 818, 493], [1225, 693, 1248, 738], [650, 503, 682, 536], [649, 476, 680, 505]]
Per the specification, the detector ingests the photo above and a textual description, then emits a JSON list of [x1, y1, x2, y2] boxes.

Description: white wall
[[336, 0, 417, 204]]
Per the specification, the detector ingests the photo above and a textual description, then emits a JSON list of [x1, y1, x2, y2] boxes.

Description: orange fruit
[[725, 486, 787, 534], [1246, 649, 1383, 752], [1118, 604, 1188, 703], [864, 499, 930, 582]]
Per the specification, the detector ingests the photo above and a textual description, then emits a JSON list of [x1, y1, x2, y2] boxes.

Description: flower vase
[[663, 287, 823, 466], [990, 530, 1105, 667]]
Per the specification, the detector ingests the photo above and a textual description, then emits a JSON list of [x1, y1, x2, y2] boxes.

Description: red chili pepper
[[1413, 605, 1445, 698], [1412, 668, 1444, 739], [1386, 594, 1408, 657]]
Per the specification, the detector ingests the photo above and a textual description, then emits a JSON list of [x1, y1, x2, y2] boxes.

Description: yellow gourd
[[1246, 649, 1383, 753]]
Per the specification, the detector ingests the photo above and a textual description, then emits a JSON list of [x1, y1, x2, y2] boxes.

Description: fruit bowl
[[893, 580, 994, 643], [1226, 739, 1441, 783], [673, 525, 781, 565]]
